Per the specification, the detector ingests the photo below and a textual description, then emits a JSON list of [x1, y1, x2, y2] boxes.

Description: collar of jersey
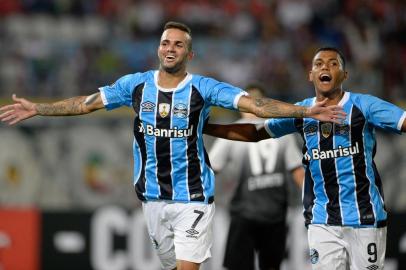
[[311, 91, 349, 106], [154, 70, 192, 92]]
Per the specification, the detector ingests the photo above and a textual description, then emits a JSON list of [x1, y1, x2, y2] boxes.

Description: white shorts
[[308, 224, 386, 270], [142, 201, 215, 270]]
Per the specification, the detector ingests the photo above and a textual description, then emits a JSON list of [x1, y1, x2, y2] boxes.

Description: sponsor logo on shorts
[[149, 236, 159, 249], [310, 248, 319, 264], [186, 229, 200, 239], [366, 265, 379, 270]]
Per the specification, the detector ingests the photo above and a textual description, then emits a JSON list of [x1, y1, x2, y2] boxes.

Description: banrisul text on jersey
[[264, 92, 406, 228], [305, 142, 360, 160], [99, 70, 246, 204]]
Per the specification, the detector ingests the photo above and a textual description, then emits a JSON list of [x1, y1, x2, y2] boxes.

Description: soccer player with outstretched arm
[[0, 23, 344, 270], [204, 47, 406, 270]]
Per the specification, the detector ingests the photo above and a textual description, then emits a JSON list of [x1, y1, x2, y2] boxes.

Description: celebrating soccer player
[[0, 22, 344, 270], [204, 47, 406, 270]]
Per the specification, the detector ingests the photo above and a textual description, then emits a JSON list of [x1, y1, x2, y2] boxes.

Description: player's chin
[[162, 63, 182, 74], [316, 83, 335, 94]]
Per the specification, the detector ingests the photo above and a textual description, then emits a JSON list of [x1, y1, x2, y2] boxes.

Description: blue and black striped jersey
[[99, 70, 245, 204], [265, 92, 406, 227]]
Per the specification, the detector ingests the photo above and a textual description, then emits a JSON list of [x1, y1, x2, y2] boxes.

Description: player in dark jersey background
[[204, 47, 406, 270], [209, 84, 304, 270], [0, 20, 345, 270]]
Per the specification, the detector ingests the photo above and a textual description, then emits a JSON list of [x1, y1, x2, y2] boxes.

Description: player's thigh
[[223, 216, 255, 270], [348, 227, 386, 270], [142, 201, 177, 270], [176, 260, 201, 270], [171, 202, 215, 264], [308, 224, 348, 270], [256, 221, 287, 270]]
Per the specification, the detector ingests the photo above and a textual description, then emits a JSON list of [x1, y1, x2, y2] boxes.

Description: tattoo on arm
[[254, 98, 306, 118], [36, 96, 88, 116]]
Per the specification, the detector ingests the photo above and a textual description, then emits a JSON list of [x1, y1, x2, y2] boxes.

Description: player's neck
[[158, 69, 188, 89], [316, 89, 344, 106]]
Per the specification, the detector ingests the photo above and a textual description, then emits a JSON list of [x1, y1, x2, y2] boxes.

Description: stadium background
[[0, 0, 406, 269]]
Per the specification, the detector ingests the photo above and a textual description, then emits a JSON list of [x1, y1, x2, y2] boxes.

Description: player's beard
[[160, 56, 188, 74]]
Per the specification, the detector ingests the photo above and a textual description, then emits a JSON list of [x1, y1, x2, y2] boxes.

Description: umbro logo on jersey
[[141, 101, 155, 112], [186, 228, 200, 239], [366, 265, 379, 270], [304, 124, 318, 136]]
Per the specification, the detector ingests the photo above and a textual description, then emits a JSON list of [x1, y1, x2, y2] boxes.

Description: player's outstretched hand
[[306, 98, 346, 124], [0, 94, 37, 125]]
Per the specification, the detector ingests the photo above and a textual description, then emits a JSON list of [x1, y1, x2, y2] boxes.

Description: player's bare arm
[[291, 166, 305, 189], [402, 117, 406, 132], [237, 95, 346, 124], [204, 123, 269, 142], [0, 93, 104, 125]]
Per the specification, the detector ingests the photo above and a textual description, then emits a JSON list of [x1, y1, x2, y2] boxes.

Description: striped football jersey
[[265, 91, 406, 227], [99, 70, 246, 203]]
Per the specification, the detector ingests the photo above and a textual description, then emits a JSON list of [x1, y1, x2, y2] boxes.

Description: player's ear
[[343, 70, 348, 80], [308, 70, 314, 82], [188, 50, 194, 61]]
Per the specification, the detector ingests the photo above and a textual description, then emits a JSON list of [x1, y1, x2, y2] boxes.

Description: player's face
[[158, 28, 193, 74], [309, 50, 348, 95]]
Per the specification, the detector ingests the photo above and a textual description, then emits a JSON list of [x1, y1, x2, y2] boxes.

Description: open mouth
[[319, 74, 332, 83]]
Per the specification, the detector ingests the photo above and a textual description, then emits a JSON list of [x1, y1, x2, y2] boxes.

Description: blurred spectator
[[0, 0, 405, 105]]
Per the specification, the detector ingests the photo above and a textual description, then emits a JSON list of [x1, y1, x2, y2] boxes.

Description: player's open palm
[[307, 98, 346, 124], [0, 94, 37, 125]]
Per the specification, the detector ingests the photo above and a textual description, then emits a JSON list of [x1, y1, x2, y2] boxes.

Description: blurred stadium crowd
[[0, 0, 406, 104]]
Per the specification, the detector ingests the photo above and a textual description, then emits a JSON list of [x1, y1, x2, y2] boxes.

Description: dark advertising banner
[[387, 212, 406, 270], [40, 206, 161, 270], [1, 207, 405, 270], [41, 212, 92, 270]]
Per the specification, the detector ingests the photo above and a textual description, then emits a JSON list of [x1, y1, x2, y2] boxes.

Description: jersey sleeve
[[358, 94, 406, 134], [264, 118, 297, 138], [98, 73, 142, 110], [198, 77, 247, 110]]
